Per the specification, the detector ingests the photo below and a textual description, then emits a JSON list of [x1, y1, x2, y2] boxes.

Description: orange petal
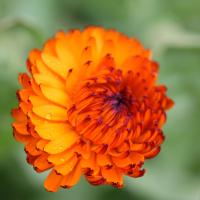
[[43, 39, 57, 56], [100, 39, 115, 58], [13, 130, 31, 143], [81, 152, 96, 169], [54, 155, 78, 175], [84, 27, 104, 54], [112, 154, 131, 167], [44, 170, 62, 192], [12, 122, 29, 135], [12, 108, 27, 122], [81, 152, 100, 175], [143, 108, 151, 127], [18, 89, 34, 103], [29, 79, 43, 96], [130, 152, 144, 164], [34, 153, 52, 172], [144, 147, 160, 159], [28, 49, 41, 65], [19, 102, 32, 114], [120, 56, 144, 74], [101, 166, 122, 184], [130, 143, 146, 151], [137, 130, 151, 143], [96, 154, 112, 166], [60, 161, 82, 188], [85, 174, 105, 186], [25, 139, 41, 156], [128, 166, 146, 178], [76, 142, 91, 159], [18, 73, 31, 88]]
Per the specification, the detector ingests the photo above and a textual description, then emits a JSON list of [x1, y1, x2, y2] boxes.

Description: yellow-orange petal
[[32, 104, 68, 121], [29, 95, 49, 106], [36, 139, 49, 151], [35, 122, 71, 140], [44, 130, 78, 154], [55, 39, 76, 68], [33, 72, 65, 90], [48, 146, 75, 165], [41, 53, 68, 79], [40, 85, 70, 108]]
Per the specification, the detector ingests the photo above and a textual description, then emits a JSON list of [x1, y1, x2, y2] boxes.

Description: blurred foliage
[[0, 0, 200, 200]]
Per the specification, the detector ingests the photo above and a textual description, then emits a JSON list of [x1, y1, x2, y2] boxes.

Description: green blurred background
[[0, 0, 200, 199]]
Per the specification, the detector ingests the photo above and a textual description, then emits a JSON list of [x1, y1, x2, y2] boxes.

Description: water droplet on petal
[[45, 113, 52, 120]]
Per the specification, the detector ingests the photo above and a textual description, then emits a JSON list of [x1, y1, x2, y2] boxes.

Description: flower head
[[12, 26, 174, 192]]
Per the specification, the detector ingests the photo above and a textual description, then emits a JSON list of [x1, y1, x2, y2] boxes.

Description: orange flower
[[12, 26, 174, 192]]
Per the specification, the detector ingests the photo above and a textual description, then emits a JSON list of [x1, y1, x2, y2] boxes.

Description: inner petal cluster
[[68, 67, 136, 147]]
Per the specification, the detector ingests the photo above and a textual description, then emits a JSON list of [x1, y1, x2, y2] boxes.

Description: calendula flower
[[12, 26, 174, 192]]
